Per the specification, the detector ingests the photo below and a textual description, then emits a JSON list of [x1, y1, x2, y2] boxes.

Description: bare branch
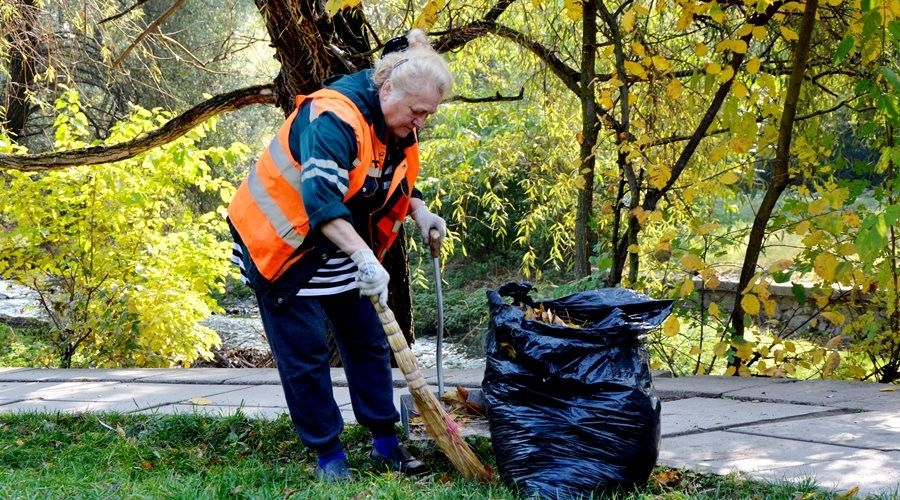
[[0, 85, 275, 171], [112, 0, 187, 68], [100, 0, 154, 24], [449, 88, 524, 103]]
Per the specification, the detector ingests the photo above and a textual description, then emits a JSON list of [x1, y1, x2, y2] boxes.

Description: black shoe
[[315, 458, 354, 482], [370, 444, 430, 475]]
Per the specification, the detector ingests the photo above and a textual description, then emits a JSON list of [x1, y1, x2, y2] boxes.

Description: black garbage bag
[[483, 282, 673, 498]]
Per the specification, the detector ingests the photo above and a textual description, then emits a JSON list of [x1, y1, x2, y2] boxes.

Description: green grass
[[0, 412, 847, 499]]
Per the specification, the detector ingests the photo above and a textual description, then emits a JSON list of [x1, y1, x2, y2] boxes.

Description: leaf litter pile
[[409, 304, 587, 435]]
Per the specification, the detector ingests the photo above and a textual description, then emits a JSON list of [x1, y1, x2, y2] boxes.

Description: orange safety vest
[[227, 88, 420, 283]]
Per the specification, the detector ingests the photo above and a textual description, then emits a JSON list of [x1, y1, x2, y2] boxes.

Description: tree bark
[[575, 0, 599, 278], [1, 0, 39, 142], [728, 0, 819, 368]]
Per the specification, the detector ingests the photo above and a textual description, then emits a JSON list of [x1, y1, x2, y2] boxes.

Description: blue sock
[[373, 434, 399, 457], [317, 449, 347, 469]]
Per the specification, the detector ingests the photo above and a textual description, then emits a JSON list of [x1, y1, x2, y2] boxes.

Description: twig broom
[[371, 297, 493, 482]]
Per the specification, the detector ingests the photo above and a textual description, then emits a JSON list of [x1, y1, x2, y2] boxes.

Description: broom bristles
[[374, 300, 492, 482]]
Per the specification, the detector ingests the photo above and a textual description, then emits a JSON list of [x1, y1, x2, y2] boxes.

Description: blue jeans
[[256, 290, 399, 456]]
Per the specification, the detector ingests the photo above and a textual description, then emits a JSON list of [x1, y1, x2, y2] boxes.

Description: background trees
[[0, 0, 897, 382]]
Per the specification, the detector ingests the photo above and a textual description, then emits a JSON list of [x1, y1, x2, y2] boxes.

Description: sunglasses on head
[[381, 34, 409, 58]]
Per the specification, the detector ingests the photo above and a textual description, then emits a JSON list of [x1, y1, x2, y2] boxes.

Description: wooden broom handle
[[429, 228, 441, 258]]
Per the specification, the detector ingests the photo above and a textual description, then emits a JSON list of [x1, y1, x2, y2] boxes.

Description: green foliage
[[422, 36, 580, 279], [0, 412, 831, 499], [0, 88, 250, 368]]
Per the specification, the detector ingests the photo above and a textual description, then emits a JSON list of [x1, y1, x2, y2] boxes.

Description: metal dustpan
[[400, 386, 491, 440]]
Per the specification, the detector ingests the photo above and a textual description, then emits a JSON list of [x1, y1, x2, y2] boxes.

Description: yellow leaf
[[697, 222, 719, 235], [624, 60, 648, 78], [188, 397, 213, 406], [880, 387, 898, 392], [746, 57, 761, 74], [323, 0, 363, 17], [652, 55, 671, 71], [813, 253, 838, 281], [608, 78, 625, 87], [795, 220, 811, 235], [564, 0, 583, 20], [823, 351, 841, 376], [714, 341, 729, 357], [600, 91, 614, 109], [822, 311, 845, 326], [412, 0, 446, 30], [680, 278, 696, 297], [695, 43, 709, 56], [741, 294, 761, 315], [666, 79, 684, 99], [631, 42, 647, 57], [768, 259, 793, 272], [627, 244, 640, 253], [706, 276, 721, 290], [634, 4, 651, 16], [731, 40, 748, 54], [752, 26, 767, 39], [825, 334, 843, 349], [622, 10, 636, 32], [838, 243, 857, 256], [724, 365, 737, 376], [663, 315, 680, 337], [719, 66, 735, 82], [780, 26, 799, 41], [730, 137, 751, 154], [680, 253, 705, 272], [706, 62, 722, 74], [809, 198, 829, 216], [732, 80, 748, 98], [709, 302, 721, 317], [689, 345, 701, 356], [736, 24, 753, 37], [720, 171, 740, 185]]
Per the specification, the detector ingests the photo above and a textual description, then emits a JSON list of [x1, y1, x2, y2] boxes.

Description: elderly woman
[[227, 30, 451, 481]]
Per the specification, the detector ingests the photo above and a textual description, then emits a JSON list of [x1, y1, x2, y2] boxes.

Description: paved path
[[1, 367, 898, 496]]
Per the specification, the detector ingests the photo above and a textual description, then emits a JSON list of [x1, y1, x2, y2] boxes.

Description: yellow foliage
[[720, 171, 741, 184], [814, 252, 838, 281], [666, 80, 684, 101], [714, 341, 729, 357], [808, 198, 830, 215], [795, 220, 811, 235], [663, 315, 680, 337], [624, 60, 648, 79], [780, 26, 799, 41], [719, 66, 735, 82], [732, 80, 749, 98], [822, 311, 846, 325], [622, 10, 636, 32], [822, 352, 841, 376], [709, 302, 721, 317], [742, 294, 761, 315], [746, 57, 761, 74], [695, 43, 709, 56], [825, 334, 843, 349], [706, 62, 722, 74], [752, 26, 767, 39], [680, 253, 706, 271], [412, 0, 446, 30], [564, 0, 583, 20]]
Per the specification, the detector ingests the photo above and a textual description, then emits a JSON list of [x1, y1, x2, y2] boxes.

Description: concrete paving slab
[[659, 431, 900, 497], [0, 381, 119, 403], [222, 369, 282, 385], [187, 385, 287, 407], [662, 397, 834, 436], [726, 380, 900, 411], [0, 369, 170, 383], [137, 368, 254, 384], [32, 382, 250, 411], [137, 404, 288, 420], [653, 376, 796, 401], [0, 368, 33, 377], [0, 399, 145, 414], [733, 410, 900, 451]]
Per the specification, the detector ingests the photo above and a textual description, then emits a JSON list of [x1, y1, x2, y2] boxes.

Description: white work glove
[[350, 248, 390, 307], [411, 205, 447, 246]]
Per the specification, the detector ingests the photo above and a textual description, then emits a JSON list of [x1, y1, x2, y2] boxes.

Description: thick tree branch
[[448, 88, 524, 103], [0, 85, 275, 171]]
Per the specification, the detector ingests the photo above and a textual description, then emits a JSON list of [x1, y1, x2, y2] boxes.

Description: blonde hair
[[372, 29, 453, 100]]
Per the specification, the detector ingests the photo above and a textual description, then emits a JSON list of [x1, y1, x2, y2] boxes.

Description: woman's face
[[379, 81, 441, 139]]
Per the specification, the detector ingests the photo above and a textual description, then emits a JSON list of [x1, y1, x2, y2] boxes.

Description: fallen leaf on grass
[[837, 486, 859, 498], [653, 469, 682, 487], [140, 460, 153, 471]]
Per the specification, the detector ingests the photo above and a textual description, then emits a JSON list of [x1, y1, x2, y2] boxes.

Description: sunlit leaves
[[323, 0, 362, 17], [413, 0, 446, 30]]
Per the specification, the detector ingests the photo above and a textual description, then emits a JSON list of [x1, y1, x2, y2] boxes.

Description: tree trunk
[[574, 0, 599, 278], [1, 0, 38, 141], [728, 0, 819, 370]]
